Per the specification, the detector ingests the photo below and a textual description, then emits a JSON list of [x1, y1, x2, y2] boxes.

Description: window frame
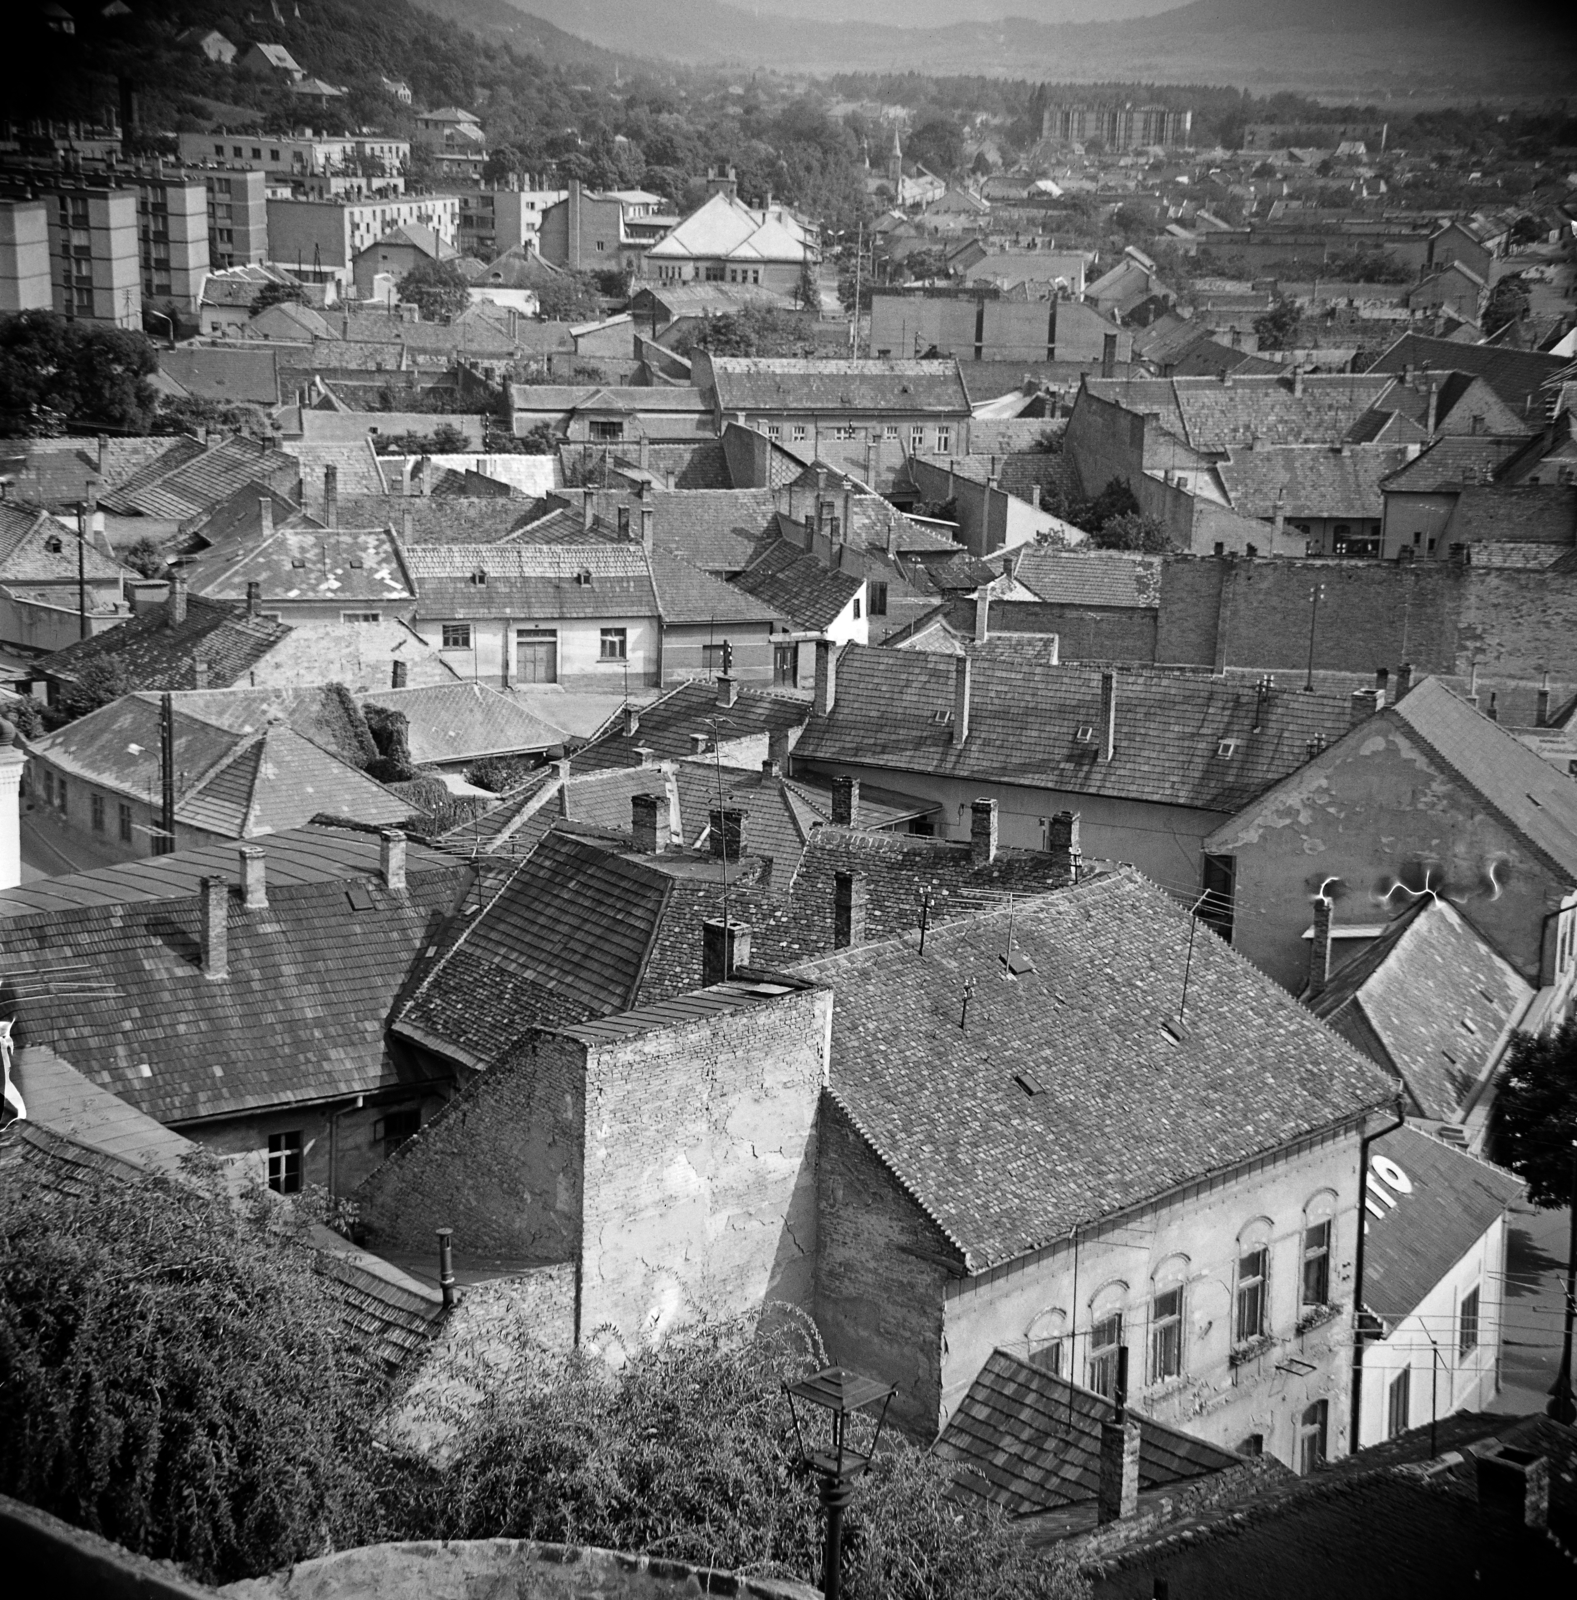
[[1025, 1307, 1067, 1378], [1235, 1223, 1272, 1344], [440, 622, 472, 650], [1301, 1194, 1336, 1309], [1299, 1399, 1329, 1474], [118, 802, 132, 843], [599, 627, 628, 662], [1088, 1310, 1124, 1399], [267, 1130, 303, 1194], [90, 792, 105, 833], [1387, 1368, 1411, 1439], [1458, 1286, 1480, 1358], [1150, 1282, 1184, 1384]]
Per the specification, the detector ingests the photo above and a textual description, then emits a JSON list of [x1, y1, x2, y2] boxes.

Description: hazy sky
[[741, 1, 1180, 20]]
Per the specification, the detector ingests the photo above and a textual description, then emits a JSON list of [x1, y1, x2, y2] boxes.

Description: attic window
[[1216, 739, 1239, 759], [44, 536, 63, 553], [291, 558, 306, 568], [1160, 1017, 1190, 1044], [1001, 951, 1035, 977], [1015, 1071, 1045, 1096], [575, 569, 594, 586], [345, 883, 375, 912], [1075, 725, 1095, 743], [348, 558, 364, 569], [470, 568, 488, 585], [931, 708, 952, 725]]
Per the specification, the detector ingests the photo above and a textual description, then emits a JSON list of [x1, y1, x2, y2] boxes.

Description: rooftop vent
[[1014, 1071, 1045, 1096], [1002, 951, 1035, 977], [1160, 1017, 1190, 1044], [575, 568, 593, 586]]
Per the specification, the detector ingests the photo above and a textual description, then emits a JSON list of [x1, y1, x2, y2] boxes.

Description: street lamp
[[147, 307, 176, 349], [783, 1366, 897, 1600]]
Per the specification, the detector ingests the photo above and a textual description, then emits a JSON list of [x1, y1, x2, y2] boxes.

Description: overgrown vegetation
[[671, 305, 817, 360], [362, 703, 416, 783], [397, 260, 471, 324], [463, 753, 542, 794], [372, 424, 471, 456], [1494, 1019, 1577, 1208], [0, 312, 157, 437]]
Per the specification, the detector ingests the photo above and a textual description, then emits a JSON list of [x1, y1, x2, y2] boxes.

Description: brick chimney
[[1486, 691, 1499, 722], [634, 744, 656, 767], [769, 729, 791, 777], [192, 658, 210, 690], [199, 876, 228, 980], [971, 797, 998, 865], [716, 674, 739, 709], [1101, 331, 1117, 379], [1475, 1448, 1549, 1530], [630, 792, 664, 854], [166, 572, 188, 628], [1308, 893, 1333, 998], [834, 870, 867, 949], [1048, 809, 1082, 876], [814, 640, 838, 716], [1350, 687, 1380, 726], [1374, 666, 1389, 705], [1099, 670, 1117, 763], [1292, 365, 1305, 397], [831, 774, 859, 827], [324, 464, 338, 529], [1096, 1350, 1141, 1525], [380, 829, 406, 892], [623, 704, 641, 738], [1395, 662, 1413, 699], [245, 580, 262, 617], [259, 496, 274, 538], [239, 845, 267, 910], [974, 591, 990, 642], [953, 655, 972, 743], [708, 807, 744, 861], [702, 918, 751, 984], [391, 658, 408, 689]]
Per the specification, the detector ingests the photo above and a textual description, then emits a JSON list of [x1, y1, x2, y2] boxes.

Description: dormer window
[[44, 535, 63, 553], [470, 568, 488, 585], [575, 569, 593, 587]]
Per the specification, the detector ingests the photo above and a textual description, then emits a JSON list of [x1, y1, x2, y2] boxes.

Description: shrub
[[121, 536, 168, 579]]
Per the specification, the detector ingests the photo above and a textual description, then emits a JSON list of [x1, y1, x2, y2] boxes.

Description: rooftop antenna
[[1176, 888, 1210, 1029], [959, 976, 976, 1030], [917, 885, 934, 954]]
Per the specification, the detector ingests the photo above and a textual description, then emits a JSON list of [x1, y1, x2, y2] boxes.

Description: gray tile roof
[[1009, 550, 1162, 608], [360, 682, 567, 765], [333, 497, 536, 544], [707, 357, 971, 416], [732, 539, 861, 631], [796, 869, 1394, 1270], [1218, 443, 1411, 520], [1369, 332, 1568, 417], [1361, 1125, 1522, 1329], [796, 648, 1353, 814], [1379, 435, 1535, 493], [1309, 898, 1534, 1121], [401, 542, 657, 619], [0, 504, 125, 585], [102, 435, 300, 522], [187, 525, 416, 606], [572, 680, 812, 774], [936, 1347, 1242, 1516], [647, 546, 784, 626]]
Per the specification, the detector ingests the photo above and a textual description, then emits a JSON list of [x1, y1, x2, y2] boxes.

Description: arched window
[[1024, 1307, 1066, 1378], [1150, 1256, 1189, 1384], [1235, 1219, 1273, 1344], [1301, 1191, 1338, 1310], [1087, 1281, 1128, 1398]]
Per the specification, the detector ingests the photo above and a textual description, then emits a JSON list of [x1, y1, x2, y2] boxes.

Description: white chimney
[[0, 720, 25, 892]]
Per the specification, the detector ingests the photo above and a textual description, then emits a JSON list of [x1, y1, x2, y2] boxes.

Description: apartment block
[[136, 175, 209, 314], [11, 181, 143, 328], [0, 199, 52, 312], [1040, 101, 1192, 150], [454, 187, 566, 259], [265, 194, 460, 285], [200, 169, 268, 268], [176, 131, 410, 180]]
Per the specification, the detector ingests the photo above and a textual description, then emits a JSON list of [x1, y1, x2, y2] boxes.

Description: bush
[[122, 536, 168, 579], [463, 753, 541, 793], [1092, 510, 1169, 553], [0, 1155, 381, 1585], [362, 703, 415, 783], [397, 259, 471, 324]]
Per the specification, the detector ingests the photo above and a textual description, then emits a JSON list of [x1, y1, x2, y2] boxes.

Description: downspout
[[1350, 1093, 1408, 1455]]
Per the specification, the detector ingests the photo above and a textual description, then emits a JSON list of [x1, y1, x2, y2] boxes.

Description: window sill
[[1229, 1333, 1276, 1368], [1296, 1302, 1343, 1337]]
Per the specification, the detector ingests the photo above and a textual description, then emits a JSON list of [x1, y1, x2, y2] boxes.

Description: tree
[[1083, 476, 1142, 532], [797, 257, 821, 313], [122, 536, 167, 579], [1483, 274, 1530, 335], [0, 311, 156, 436], [0, 1156, 379, 1584], [906, 116, 964, 179], [517, 421, 561, 456], [1092, 511, 1170, 553], [1494, 1019, 1577, 1208], [398, 259, 471, 324], [536, 271, 604, 324], [252, 280, 305, 314], [673, 306, 815, 360], [1253, 298, 1302, 352], [54, 657, 132, 723]]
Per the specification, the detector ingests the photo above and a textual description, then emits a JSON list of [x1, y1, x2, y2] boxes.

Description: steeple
[[888, 127, 903, 192]]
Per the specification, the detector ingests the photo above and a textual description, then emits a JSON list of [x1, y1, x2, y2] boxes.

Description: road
[[1490, 1198, 1573, 1417]]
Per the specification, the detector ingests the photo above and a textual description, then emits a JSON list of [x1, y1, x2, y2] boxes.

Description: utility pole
[[158, 691, 176, 856], [1303, 582, 1324, 692], [1548, 1141, 1577, 1425]]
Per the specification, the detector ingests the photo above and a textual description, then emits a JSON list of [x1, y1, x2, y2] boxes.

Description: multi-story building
[[411, 108, 486, 183], [0, 178, 142, 327], [453, 186, 566, 259], [0, 198, 52, 312], [134, 174, 209, 315], [199, 169, 268, 268], [265, 194, 460, 287], [538, 180, 679, 277], [1040, 101, 1192, 150], [176, 132, 411, 185]]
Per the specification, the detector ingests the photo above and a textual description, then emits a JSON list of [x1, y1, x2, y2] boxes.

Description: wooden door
[[515, 630, 558, 684]]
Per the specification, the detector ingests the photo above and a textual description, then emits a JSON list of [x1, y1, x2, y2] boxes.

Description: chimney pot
[[834, 870, 868, 949], [199, 876, 228, 980], [716, 674, 739, 709], [831, 774, 859, 827], [259, 496, 274, 538], [239, 845, 267, 909], [814, 640, 838, 717], [708, 807, 745, 861], [380, 828, 407, 892], [1308, 893, 1333, 997], [630, 792, 664, 854], [702, 918, 750, 985], [970, 797, 999, 866], [953, 655, 973, 744]]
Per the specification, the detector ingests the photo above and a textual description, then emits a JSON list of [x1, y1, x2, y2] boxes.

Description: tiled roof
[[359, 682, 567, 765], [936, 1348, 1242, 1516], [574, 488, 778, 572], [287, 442, 389, 504], [401, 542, 658, 619], [1218, 444, 1411, 520], [1378, 435, 1535, 492], [707, 358, 971, 416], [796, 648, 1352, 814], [0, 845, 471, 1124], [1010, 549, 1162, 608], [1309, 898, 1534, 1120], [732, 539, 861, 630], [186, 481, 320, 550], [102, 435, 298, 522], [34, 595, 293, 691], [798, 869, 1391, 1269], [1389, 677, 1577, 879], [1360, 1126, 1523, 1329], [332, 497, 536, 543], [0, 505, 124, 585], [572, 679, 812, 773], [156, 349, 282, 408], [647, 546, 784, 625], [186, 524, 415, 606], [1368, 331, 1568, 417]]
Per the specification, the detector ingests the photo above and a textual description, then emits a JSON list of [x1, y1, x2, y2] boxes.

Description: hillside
[[498, 0, 1577, 99]]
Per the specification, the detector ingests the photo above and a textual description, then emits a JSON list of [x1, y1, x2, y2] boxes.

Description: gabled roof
[[1368, 331, 1567, 419], [572, 678, 812, 773], [732, 538, 861, 631], [1379, 434, 1535, 493], [646, 546, 783, 626], [0, 829, 470, 1124], [359, 682, 567, 765], [1009, 549, 1161, 609], [102, 433, 296, 520], [799, 869, 1392, 1270], [936, 1348, 1242, 1517], [1309, 897, 1534, 1121], [401, 542, 658, 619], [796, 648, 1353, 815], [1217, 443, 1411, 520], [153, 350, 283, 410], [35, 594, 293, 692], [185, 524, 415, 606], [644, 192, 811, 266], [1361, 1125, 1523, 1329], [707, 358, 971, 417], [0, 504, 124, 585]]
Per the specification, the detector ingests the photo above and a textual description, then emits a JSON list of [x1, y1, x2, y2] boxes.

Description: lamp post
[[784, 1366, 897, 1600]]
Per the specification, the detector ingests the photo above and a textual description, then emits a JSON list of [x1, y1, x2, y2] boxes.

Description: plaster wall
[[1380, 490, 1456, 559], [410, 614, 660, 690], [660, 621, 777, 685], [943, 1125, 1366, 1469]]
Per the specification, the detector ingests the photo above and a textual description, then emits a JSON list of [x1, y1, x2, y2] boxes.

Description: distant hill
[[498, 0, 1577, 98]]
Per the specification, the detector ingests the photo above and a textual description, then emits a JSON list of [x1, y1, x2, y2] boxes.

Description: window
[[214, 143, 224, 156], [1025, 1308, 1066, 1377], [1299, 1400, 1329, 1474], [853, 596, 861, 619], [617, 506, 632, 538], [1088, 1311, 1124, 1398], [251, 147, 262, 160], [599, 628, 627, 661], [267, 1131, 303, 1194], [42, 769, 54, 807], [936, 428, 952, 453], [1151, 1284, 1184, 1382], [1200, 853, 1235, 941], [910, 426, 925, 453], [1235, 1229, 1270, 1343], [869, 580, 888, 617], [766, 424, 781, 441], [377, 1106, 421, 1153], [774, 642, 797, 687], [56, 778, 67, 814], [341, 611, 380, 623], [702, 643, 727, 673], [884, 425, 900, 441], [834, 424, 857, 441], [441, 623, 472, 650], [1302, 1197, 1335, 1308], [1459, 1287, 1480, 1358], [590, 420, 624, 441], [90, 793, 105, 833], [792, 424, 807, 443], [1387, 1368, 1411, 1439], [118, 802, 132, 844]]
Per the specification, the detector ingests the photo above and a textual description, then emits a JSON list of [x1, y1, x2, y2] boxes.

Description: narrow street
[[1490, 1199, 1573, 1417]]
